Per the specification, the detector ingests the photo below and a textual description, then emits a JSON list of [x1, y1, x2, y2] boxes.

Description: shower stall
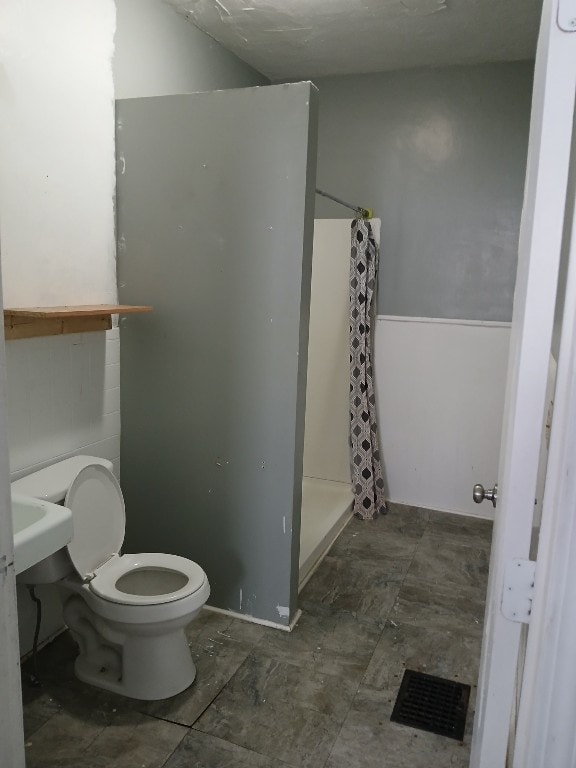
[[299, 220, 354, 586]]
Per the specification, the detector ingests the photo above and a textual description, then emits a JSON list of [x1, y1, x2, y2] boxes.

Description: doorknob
[[473, 483, 498, 507]]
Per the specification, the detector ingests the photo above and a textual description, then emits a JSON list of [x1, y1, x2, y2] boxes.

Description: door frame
[[511, 66, 576, 768], [470, 0, 576, 764], [0, 263, 26, 766]]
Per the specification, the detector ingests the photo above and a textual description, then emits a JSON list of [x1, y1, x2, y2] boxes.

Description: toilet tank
[[12, 456, 114, 503]]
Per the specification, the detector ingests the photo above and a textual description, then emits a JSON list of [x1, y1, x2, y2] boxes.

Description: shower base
[[299, 477, 353, 590]]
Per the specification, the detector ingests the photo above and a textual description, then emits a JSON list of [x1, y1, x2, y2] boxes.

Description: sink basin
[[11, 493, 73, 575]]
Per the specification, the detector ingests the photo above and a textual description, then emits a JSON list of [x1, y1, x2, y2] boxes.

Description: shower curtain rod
[[315, 188, 373, 219]]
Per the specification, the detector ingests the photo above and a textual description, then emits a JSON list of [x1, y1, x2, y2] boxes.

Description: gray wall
[[114, 0, 268, 98], [311, 62, 534, 320], [117, 83, 317, 626]]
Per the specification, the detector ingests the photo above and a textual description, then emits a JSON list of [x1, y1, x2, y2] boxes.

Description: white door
[[512, 153, 576, 766], [470, 0, 576, 765]]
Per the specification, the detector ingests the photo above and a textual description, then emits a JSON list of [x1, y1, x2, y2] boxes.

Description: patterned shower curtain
[[349, 219, 387, 520]]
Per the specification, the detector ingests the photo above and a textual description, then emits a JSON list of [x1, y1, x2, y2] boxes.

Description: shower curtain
[[349, 219, 387, 520]]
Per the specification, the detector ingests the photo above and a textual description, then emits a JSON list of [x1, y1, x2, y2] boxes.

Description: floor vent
[[390, 669, 470, 741]]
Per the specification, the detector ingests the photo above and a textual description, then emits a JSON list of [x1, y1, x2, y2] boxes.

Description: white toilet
[[13, 456, 210, 701]]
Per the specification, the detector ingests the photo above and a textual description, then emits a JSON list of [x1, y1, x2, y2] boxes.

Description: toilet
[[13, 456, 210, 701]]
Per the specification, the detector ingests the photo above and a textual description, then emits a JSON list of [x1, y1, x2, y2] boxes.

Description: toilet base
[[64, 594, 197, 700], [74, 628, 197, 700]]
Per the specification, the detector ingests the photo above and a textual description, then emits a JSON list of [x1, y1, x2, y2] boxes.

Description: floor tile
[[391, 580, 485, 634], [324, 687, 471, 768], [299, 555, 404, 625], [383, 503, 431, 533], [164, 729, 290, 767], [186, 608, 267, 647], [23, 756, 109, 768], [257, 608, 382, 684], [405, 535, 489, 599], [329, 514, 425, 561], [86, 711, 187, 767], [24, 709, 186, 768], [194, 652, 358, 768], [24, 711, 105, 767], [139, 612, 265, 727], [362, 619, 482, 691], [427, 510, 493, 546], [21, 686, 63, 738]]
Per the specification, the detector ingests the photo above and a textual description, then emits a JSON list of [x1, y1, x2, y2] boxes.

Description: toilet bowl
[[13, 456, 210, 700]]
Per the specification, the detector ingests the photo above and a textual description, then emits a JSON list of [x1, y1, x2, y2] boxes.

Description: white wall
[[114, 0, 268, 98], [7, 330, 121, 482], [0, 0, 119, 477], [0, 0, 118, 657], [0, 0, 117, 308], [375, 317, 510, 517]]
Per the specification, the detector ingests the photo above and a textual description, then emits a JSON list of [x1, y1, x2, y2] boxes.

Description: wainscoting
[[374, 316, 511, 518]]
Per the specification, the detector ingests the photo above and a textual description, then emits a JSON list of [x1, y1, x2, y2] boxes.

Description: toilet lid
[[65, 464, 125, 580]]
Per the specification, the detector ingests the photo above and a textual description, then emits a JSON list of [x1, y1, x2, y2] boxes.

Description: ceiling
[[167, 0, 542, 80]]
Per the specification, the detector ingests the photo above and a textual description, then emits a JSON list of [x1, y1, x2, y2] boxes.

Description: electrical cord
[[26, 585, 42, 687]]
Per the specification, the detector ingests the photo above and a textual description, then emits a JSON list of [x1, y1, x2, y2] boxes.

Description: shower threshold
[[299, 477, 353, 590]]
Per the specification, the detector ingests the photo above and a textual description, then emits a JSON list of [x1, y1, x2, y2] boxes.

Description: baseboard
[[377, 315, 511, 328], [387, 499, 494, 521], [203, 604, 302, 633]]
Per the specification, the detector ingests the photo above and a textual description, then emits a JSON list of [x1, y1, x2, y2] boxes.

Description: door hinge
[[0, 555, 8, 577], [558, 0, 576, 31], [501, 558, 536, 623]]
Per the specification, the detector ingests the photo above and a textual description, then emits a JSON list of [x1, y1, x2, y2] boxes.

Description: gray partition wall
[[116, 83, 318, 626]]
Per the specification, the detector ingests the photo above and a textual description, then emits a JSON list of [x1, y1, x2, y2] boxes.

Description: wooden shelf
[[4, 304, 153, 340]]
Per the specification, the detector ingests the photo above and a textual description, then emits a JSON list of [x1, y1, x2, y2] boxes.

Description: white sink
[[11, 493, 73, 575]]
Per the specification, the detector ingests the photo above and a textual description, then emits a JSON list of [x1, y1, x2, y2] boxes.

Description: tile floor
[[20, 504, 492, 768]]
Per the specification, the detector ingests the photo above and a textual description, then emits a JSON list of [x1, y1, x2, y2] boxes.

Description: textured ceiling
[[167, 0, 542, 80]]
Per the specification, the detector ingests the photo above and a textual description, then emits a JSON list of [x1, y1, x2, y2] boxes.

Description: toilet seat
[[65, 464, 207, 607], [65, 464, 125, 579], [89, 553, 207, 606]]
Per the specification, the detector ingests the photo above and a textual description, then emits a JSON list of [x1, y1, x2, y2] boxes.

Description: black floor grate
[[390, 669, 470, 741]]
